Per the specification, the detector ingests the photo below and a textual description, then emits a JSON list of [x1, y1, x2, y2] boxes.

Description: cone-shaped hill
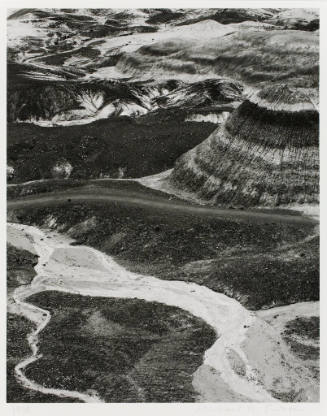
[[169, 85, 319, 207]]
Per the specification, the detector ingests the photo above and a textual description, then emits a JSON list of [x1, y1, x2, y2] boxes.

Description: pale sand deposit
[[7, 222, 319, 402]]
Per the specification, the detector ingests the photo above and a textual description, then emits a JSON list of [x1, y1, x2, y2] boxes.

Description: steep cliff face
[[170, 85, 319, 207]]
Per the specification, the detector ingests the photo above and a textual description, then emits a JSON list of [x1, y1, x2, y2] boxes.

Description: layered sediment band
[[170, 85, 319, 206]]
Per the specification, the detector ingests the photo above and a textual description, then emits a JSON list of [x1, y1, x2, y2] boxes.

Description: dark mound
[[7, 111, 216, 182], [170, 85, 319, 207], [24, 292, 216, 402]]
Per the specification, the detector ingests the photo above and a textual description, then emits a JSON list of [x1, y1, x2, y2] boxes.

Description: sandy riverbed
[[7, 222, 319, 402]]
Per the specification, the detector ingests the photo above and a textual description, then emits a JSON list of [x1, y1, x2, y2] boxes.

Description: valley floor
[[7, 178, 319, 403], [7, 217, 319, 402]]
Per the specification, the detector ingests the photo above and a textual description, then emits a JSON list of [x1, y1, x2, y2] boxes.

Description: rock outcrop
[[170, 85, 319, 207]]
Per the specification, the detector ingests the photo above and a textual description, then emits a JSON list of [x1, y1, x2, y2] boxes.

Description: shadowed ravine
[[7, 222, 318, 402]]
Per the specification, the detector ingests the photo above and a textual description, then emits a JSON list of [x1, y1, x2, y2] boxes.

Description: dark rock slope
[[7, 74, 242, 123], [170, 85, 319, 207]]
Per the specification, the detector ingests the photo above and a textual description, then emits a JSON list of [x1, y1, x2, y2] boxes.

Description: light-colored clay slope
[[267, 8, 319, 30], [7, 8, 319, 89]]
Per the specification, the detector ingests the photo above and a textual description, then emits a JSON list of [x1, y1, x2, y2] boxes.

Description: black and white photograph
[[4, 1, 323, 410]]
